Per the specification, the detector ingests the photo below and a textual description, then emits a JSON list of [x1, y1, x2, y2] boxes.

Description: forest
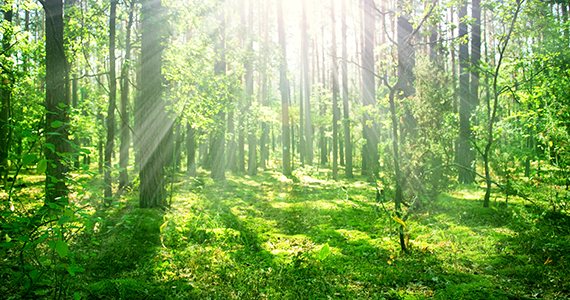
[[0, 0, 569, 298]]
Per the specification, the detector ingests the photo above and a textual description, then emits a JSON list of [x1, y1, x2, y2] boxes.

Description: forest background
[[0, 0, 569, 298]]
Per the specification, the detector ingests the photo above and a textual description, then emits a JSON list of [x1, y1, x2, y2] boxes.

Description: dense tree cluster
[[0, 0, 569, 296]]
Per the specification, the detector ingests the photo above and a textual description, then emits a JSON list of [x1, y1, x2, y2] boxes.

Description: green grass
[[2, 169, 570, 299]]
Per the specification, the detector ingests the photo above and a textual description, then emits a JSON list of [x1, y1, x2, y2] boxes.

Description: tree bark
[[362, 0, 378, 179], [302, 0, 313, 166], [119, 0, 135, 189], [104, 0, 117, 204], [277, 0, 291, 176], [211, 0, 227, 180], [42, 0, 70, 204], [137, 0, 167, 207], [186, 124, 196, 176], [246, 0, 256, 176], [331, 0, 339, 181], [342, 0, 353, 178], [0, 6, 13, 187], [470, 0, 481, 180], [260, 0, 269, 170], [458, 0, 474, 184]]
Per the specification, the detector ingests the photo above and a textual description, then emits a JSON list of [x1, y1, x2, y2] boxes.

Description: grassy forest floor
[[2, 167, 570, 299]]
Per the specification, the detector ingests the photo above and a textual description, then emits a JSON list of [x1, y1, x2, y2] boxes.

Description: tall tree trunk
[[211, 0, 227, 180], [302, 0, 313, 166], [119, 0, 135, 189], [470, 0, 481, 177], [362, 0, 377, 179], [246, 0, 256, 176], [562, 4, 569, 38], [299, 55, 305, 167], [138, 0, 167, 208], [319, 28, 327, 167], [331, 0, 339, 181], [186, 124, 196, 176], [226, 101, 237, 172], [43, 0, 70, 204], [104, 0, 117, 204], [429, 1, 438, 62], [277, 0, 291, 176], [397, 0, 416, 144], [260, 0, 269, 170], [483, 1, 522, 207], [0, 5, 13, 187], [342, 0, 353, 178], [458, 0, 473, 184]]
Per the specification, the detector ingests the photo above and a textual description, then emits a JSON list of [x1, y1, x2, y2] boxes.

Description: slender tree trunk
[[119, 0, 135, 189], [138, 0, 168, 207], [470, 0, 481, 177], [104, 0, 117, 203], [187, 124, 196, 176], [226, 100, 237, 172], [342, 0, 353, 178], [362, 0, 377, 179], [458, 0, 473, 184], [562, 4, 569, 38], [277, 0, 291, 176], [211, 1, 227, 180], [331, 0, 339, 181], [246, 0, 256, 176], [43, 0, 70, 204], [302, 0, 313, 166], [260, 0, 269, 170], [388, 85, 405, 252], [484, 1, 521, 207], [0, 6, 13, 187], [319, 29, 327, 167], [429, 1, 438, 62]]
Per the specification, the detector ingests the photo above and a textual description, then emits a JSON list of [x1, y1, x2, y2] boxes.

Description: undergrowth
[[1, 169, 569, 299]]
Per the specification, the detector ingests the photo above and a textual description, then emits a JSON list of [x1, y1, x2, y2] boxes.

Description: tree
[[482, 0, 523, 207], [0, 3, 13, 187], [245, 0, 256, 176], [210, 0, 227, 180], [302, 0, 313, 166], [457, 0, 474, 184], [362, 0, 378, 178], [119, 0, 135, 189], [104, 0, 117, 203], [277, 0, 291, 176], [260, 0, 270, 170], [137, 0, 168, 208], [341, 0, 353, 178], [42, 0, 70, 204], [331, 0, 339, 181]]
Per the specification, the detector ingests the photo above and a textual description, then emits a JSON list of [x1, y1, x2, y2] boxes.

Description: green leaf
[[5, 234, 11, 243], [55, 240, 68, 258], [67, 266, 85, 276], [50, 121, 64, 128], [22, 154, 37, 166], [391, 215, 406, 228], [58, 216, 70, 225], [1, 242, 12, 248], [160, 221, 168, 233], [44, 143, 55, 152], [17, 235, 30, 242], [58, 103, 68, 108], [73, 292, 82, 300], [37, 159, 47, 173], [318, 243, 331, 261]]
